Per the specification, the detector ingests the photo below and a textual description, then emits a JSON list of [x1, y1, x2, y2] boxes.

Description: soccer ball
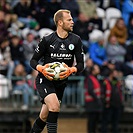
[[46, 62, 66, 80]]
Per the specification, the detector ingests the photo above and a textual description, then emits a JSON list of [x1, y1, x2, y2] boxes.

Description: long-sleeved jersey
[[30, 31, 84, 76]]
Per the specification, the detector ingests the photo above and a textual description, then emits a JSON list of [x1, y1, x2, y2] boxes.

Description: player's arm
[[74, 38, 84, 73], [30, 38, 54, 80], [30, 38, 46, 69]]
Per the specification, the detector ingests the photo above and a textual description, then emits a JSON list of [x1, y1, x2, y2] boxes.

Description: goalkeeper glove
[[59, 63, 77, 80], [36, 64, 54, 81]]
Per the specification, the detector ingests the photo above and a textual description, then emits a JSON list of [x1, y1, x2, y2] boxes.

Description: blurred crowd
[[0, 0, 133, 131], [0, 0, 133, 78]]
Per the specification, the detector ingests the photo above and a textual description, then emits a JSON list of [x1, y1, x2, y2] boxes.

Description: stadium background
[[0, 0, 133, 133]]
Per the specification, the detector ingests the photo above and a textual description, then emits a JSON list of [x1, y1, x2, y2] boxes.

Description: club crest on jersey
[[69, 44, 74, 50]]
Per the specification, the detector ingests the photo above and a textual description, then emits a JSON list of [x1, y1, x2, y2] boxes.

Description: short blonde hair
[[53, 9, 71, 26]]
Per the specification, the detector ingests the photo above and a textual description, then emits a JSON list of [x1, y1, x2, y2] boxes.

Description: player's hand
[[36, 64, 54, 81], [59, 63, 77, 80]]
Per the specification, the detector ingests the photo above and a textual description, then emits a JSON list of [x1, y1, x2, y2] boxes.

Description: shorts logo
[[40, 78, 42, 84], [69, 44, 74, 50], [44, 88, 47, 93]]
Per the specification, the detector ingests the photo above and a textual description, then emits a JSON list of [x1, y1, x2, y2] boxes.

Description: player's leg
[[30, 104, 48, 133], [45, 93, 60, 133]]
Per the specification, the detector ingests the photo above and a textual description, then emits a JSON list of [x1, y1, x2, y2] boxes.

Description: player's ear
[[58, 19, 63, 26]]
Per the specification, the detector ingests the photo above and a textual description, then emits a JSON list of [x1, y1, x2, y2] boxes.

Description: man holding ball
[[30, 9, 84, 133]]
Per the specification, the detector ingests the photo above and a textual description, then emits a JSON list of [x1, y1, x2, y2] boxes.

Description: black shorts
[[36, 75, 67, 104]]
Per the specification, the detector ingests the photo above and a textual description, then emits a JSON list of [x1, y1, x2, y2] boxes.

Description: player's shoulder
[[40, 32, 56, 42], [69, 32, 81, 39], [68, 32, 81, 43], [45, 32, 56, 40]]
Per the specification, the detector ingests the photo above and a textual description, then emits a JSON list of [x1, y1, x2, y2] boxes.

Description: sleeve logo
[[35, 45, 39, 53]]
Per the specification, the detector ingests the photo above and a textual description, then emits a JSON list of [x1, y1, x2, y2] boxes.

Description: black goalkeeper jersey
[[30, 31, 84, 75]]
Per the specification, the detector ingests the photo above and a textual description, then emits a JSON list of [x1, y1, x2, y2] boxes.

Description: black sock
[[30, 117, 46, 133], [46, 111, 59, 133]]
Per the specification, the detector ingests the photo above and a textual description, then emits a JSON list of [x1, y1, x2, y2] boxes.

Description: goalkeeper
[[30, 9, 84, 133]]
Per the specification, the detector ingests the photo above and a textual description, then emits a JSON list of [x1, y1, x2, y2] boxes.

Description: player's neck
[[56, 29, 68, 39]]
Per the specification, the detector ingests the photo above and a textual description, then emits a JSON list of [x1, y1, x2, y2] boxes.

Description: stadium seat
[[21, 27, 30, 39], [103, 29, 110, 46], [0, 75, 10, 99], [105, 7, 122, 28], [96, 7, 107, 30], [125, 75, 133, 92], [96, 7, 105, 18], [108, 18, 118, 29]]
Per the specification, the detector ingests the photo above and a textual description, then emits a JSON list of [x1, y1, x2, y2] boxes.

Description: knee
[[39, 113, 48, 121], [48, 102, 60, 112]]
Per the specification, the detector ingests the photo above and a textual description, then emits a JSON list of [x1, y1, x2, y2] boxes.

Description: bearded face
[[61, 12, 74, 32], [62, 21, 74, 32]]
